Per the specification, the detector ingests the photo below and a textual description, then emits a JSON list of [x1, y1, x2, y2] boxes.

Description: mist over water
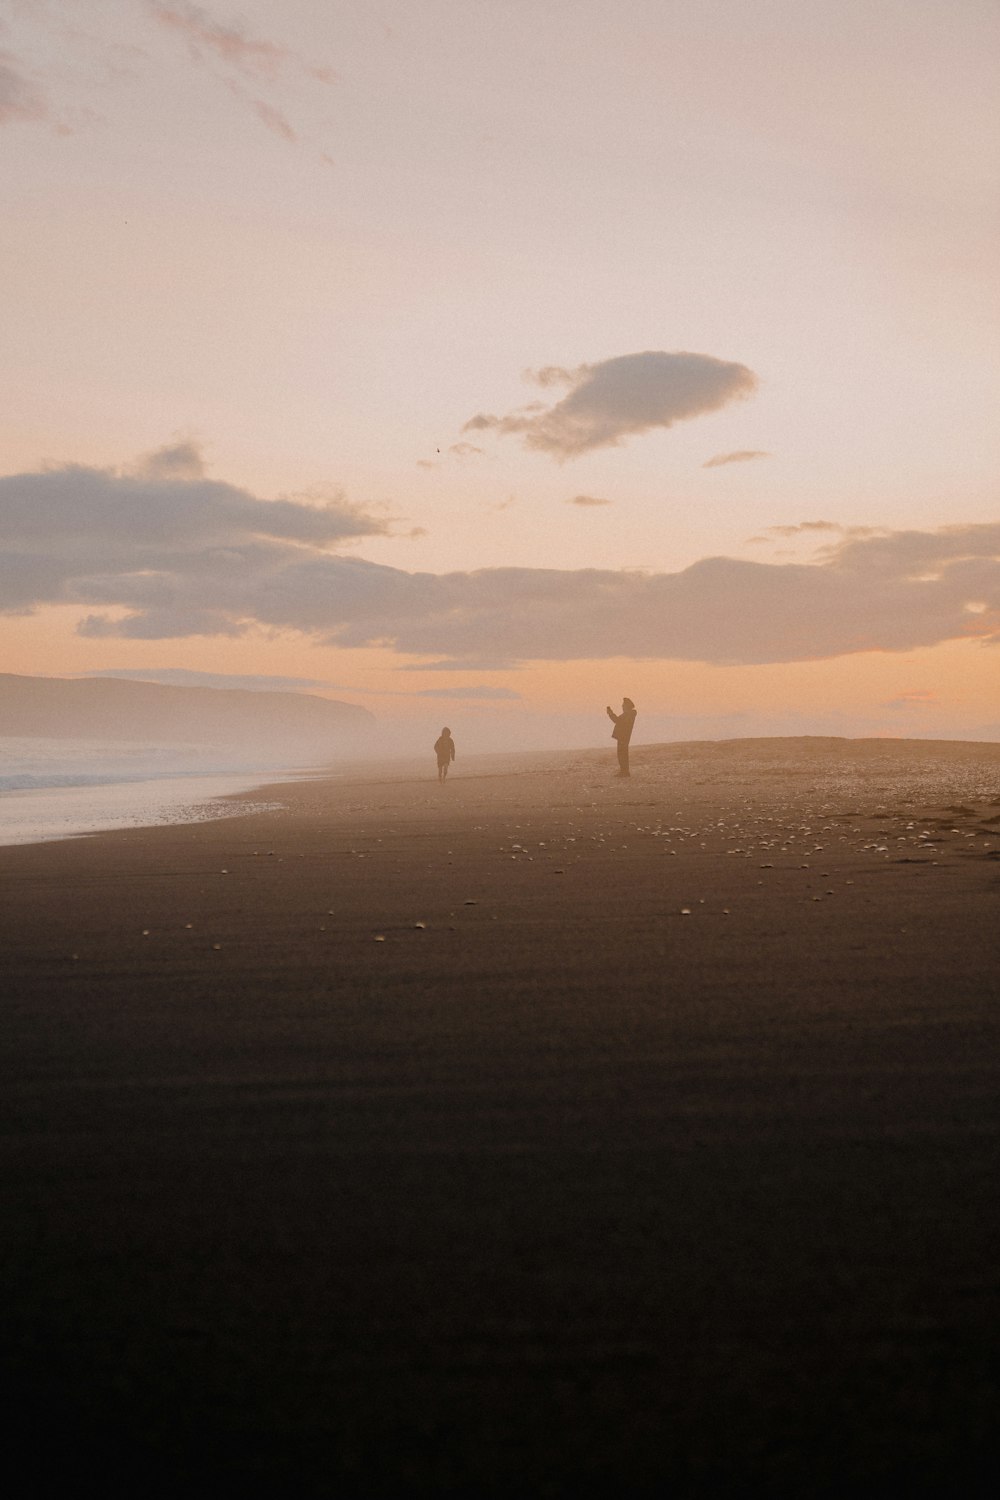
[[0, 675, 385, 843], [0, 737, 298, 845], [359, 709, 1000, 764], [0, 735, 294, 793], [4, 664, 1000, 849]]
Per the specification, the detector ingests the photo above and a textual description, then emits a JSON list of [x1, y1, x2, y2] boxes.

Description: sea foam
[[0, 737, 297, 846]]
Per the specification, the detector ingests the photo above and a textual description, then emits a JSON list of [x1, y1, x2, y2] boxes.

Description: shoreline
[[3, 738, 999, 1492], [0, 767, 301, 847], [5, 732, 1000, 849]]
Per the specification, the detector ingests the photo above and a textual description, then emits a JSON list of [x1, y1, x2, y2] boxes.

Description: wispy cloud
[[465, 351, 758, 460], [746, 520, 862, 545], [703, 449, 770, 469], [416, 441, 484, 469], [4, 452, 998, 664], [884, 689, 938, 711], [567, 494, 611, 507], [88, 668, 333, 692], [414, 685, 522, 700], [148, 2, 334, 143], [0, 50, 49, 127], [149, 3, 332, 82], [0, 5, 332, 144], [763, 520, 844, 539], [250, 96, 296, 142], [397, 660, 522, 672]]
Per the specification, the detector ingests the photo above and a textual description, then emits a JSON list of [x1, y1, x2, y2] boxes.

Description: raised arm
[[606, 705, 618, 723]]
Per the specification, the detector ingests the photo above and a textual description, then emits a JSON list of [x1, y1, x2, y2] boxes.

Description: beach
[[3, 738, 999, 1494], [0, 771, 291, 847]]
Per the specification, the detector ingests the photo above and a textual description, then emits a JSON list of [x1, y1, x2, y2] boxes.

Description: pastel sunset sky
[[2, 0, 998, 748]]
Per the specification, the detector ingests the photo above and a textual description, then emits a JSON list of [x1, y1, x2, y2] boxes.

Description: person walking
[[434, 727, 456, 782], [606, 698, 636, 777]]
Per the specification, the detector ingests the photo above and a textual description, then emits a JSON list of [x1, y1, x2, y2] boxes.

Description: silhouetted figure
[[606, 697, 636, 777], [434, 727, 456, 782]]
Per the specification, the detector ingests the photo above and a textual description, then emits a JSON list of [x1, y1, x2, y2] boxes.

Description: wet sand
[[3, 738, 999, 1495]]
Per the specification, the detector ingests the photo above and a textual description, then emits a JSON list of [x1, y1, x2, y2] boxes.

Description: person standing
[[606, 698, 636, 778], [434, 727, 456, 782]]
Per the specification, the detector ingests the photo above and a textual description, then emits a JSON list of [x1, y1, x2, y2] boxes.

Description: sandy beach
[[3, 738, 999, 1495]]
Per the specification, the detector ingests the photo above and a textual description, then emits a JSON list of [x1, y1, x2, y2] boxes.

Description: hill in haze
[[0, 673, 375, 758]]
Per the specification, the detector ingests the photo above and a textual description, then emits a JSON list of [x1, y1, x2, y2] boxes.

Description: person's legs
[[617, 741, 629, 776]]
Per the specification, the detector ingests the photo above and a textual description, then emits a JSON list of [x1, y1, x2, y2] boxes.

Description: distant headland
[[0, 672, 374, 755]]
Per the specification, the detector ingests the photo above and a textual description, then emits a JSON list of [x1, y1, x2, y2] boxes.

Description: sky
[[1, 0, 998, 750]]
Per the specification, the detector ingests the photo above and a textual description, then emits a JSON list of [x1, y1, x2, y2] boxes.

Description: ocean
[[0, 737, 298, 846]]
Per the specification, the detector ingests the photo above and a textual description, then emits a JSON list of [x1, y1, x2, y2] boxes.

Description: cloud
[[415, 686, 522, 700], [703, 450, 771, 469], [75, 609, 241, 639], [528, 365, 577, 388], [0, 451, 387, 628], [149, 3, 310, 81], [251, 97, 296, 142], [746, 520, 854, 544], [130, 439, 206, 481], [397, 660, 522, 672], [884, 690, 938, 711], [765, 520, 842, 537], [87, 668, 333, 692], [464, 351, 758, 459], [149, 2, 334, 142], [0, 50, 48, 126], [0, 5, 336, 146], [417, 442, 484, 468], [568, 494, 611, 507], [3, 455, 999, 664]]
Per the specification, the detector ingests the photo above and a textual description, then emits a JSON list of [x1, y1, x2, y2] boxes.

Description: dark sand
[[3, 738, 999, 1495]]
